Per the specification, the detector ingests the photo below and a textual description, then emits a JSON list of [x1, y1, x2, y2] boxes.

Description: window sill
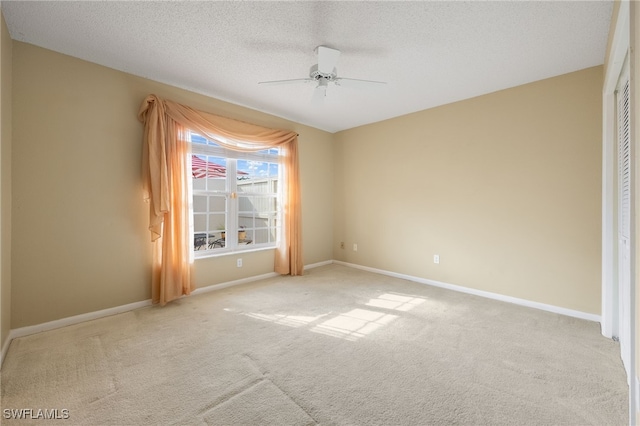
[[194, 245, 276, 260]]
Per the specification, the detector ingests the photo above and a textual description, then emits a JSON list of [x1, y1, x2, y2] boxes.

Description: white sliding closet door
[[616, 56, 631, 375]]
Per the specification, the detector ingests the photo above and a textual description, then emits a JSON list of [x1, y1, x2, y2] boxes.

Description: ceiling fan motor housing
[[309, 64, 337, 82]]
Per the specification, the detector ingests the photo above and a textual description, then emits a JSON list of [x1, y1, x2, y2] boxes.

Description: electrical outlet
[[353, 243, 358, 252], [340, 242, 345, 249], [433, 255, 440, 264], [237, 258, 243, 268]]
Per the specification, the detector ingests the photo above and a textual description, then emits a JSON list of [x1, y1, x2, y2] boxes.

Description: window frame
[[189, 132, 282, 258]]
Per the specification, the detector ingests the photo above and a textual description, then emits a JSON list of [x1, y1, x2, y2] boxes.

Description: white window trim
[[190, 134, 282, 258]]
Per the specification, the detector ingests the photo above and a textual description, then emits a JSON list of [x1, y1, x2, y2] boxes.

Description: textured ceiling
[[2, 1, 612, 133]]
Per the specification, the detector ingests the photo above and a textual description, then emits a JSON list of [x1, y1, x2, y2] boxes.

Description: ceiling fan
[[258, 45, 386, 102]]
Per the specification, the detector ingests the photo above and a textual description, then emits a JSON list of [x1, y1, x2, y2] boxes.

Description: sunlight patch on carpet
[[311, 308, 399, 341], [366, 292, 426, 312], [241, 291, 427, 342], [244, 312, 328, 328]]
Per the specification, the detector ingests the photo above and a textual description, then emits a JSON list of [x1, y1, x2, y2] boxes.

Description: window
[[190, 132, 281, 256]]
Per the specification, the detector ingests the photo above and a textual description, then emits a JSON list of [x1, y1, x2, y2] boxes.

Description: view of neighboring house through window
[[190, 132, 281, 255]]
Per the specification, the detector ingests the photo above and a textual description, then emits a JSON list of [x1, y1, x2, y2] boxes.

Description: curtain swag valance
[[138, 94, 303, 305]]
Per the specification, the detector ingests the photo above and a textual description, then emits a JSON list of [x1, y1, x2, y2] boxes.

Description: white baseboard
[[334, 260, 601, 323], [7, 272, 283, 346], [192, 260, 333, 296], [1, 298, 153, 369], [0, 261, 329, 368], [1, 258, 601, 368], [9, 299, 154, 342], [192, 271, 279, 296], [304, 260, 333, 270], [1, 331, 12, 369], [629, 376, 640, 425]]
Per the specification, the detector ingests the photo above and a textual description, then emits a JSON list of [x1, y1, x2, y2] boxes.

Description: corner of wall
[[0, 8, 13, 367]]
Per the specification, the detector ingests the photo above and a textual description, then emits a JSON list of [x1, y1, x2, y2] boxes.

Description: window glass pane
[[238, 160, 279, 181], [194, 214, 207, 233], [269, 163, 279, 178], [244, 181, 272, 194], [191, 134, 208, 145], [254, 228, 270, 244], [209, 196, 226, 213], [208, 214, 222, 232], [208, 232, 226, 250], [239, 196, 277, 215], [207, 213, 226, 250], [191, 132, 221, 148], [238, 196, 254, 213], [208, 177, 226, 192], [257, 147, 280, 155], [238, 213, 254, 231], [193, 195, 207, 213], [209, 213, 225, 233], [192, 155, 226, 191], [194, 232, 208, 251], [236, 166, 278, 194], [238, 226, 249, 243], [237, 160, 256, 179], [193, 176, 206, 190]]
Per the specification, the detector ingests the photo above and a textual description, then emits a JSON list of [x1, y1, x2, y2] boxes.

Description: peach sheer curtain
[[138, 94, 303, 306]]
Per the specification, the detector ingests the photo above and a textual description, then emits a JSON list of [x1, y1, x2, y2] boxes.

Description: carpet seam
[[195, 376, 266, 418], [242, 352, 319, 425]]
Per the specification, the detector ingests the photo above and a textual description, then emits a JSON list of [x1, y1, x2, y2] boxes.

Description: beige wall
[[7, 38, 605, 326], [334, 67, 603, 314], [0, 11, 12, 350], [11, 42, 334, 328]]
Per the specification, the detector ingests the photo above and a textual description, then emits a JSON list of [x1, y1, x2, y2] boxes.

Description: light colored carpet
[[0, 264, 628, 425]]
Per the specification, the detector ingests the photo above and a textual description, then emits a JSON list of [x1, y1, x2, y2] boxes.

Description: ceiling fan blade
[[335, 77, 387, 88], [258, 78, 314, 86], [316, 45, 340, 74]]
